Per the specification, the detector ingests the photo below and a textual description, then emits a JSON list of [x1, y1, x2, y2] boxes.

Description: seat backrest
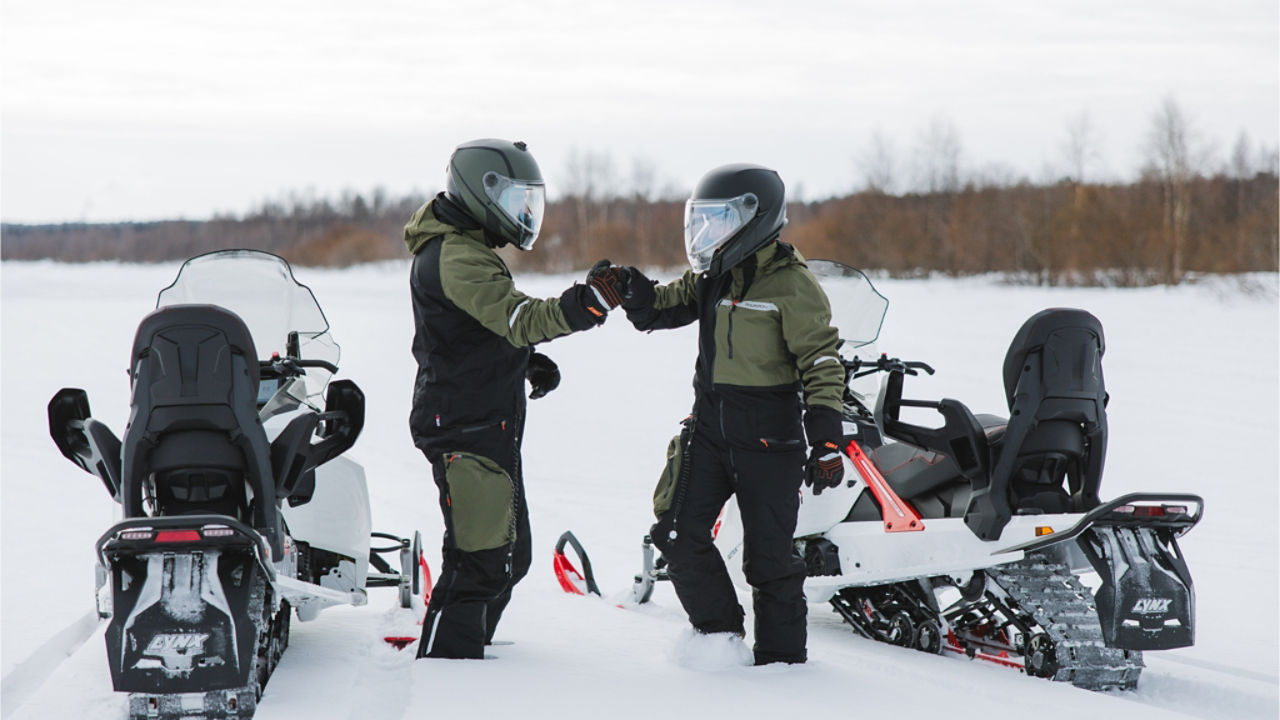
[[965, 308, 1108, 540], [119, 304, 281, 553]]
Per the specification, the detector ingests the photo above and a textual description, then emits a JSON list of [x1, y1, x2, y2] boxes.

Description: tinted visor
[[684, 193, 758, 273], [483, 171, 546, 250]]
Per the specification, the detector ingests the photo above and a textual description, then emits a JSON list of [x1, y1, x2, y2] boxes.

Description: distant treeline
[[4, 172, 1275, 286]]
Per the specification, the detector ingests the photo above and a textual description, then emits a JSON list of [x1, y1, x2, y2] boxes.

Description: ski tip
[[384, 636, 418, 651]]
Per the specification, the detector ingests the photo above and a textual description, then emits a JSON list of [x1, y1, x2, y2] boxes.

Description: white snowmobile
[[48, 250, 423, 719], [558, 260, 1202, 691]]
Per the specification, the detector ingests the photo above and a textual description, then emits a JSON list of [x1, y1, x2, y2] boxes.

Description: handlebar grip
[[293, 359, 340, 373]]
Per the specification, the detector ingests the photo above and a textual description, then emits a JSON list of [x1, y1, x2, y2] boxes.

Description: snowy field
[[2, 259, 1277, 719]]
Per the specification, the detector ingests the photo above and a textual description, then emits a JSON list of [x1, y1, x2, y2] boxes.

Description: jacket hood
[[404, 195, 486, 254]]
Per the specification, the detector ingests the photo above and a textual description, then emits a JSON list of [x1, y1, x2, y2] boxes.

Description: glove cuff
[[559, 284, 605, 332], [804, 405, 843, 448]]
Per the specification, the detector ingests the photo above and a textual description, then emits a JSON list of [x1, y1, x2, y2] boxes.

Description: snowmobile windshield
[[808, 260, 889, 350], [483, 171, 545, 250], [684, 193, 759, 273], [156, 249, 340, 401]]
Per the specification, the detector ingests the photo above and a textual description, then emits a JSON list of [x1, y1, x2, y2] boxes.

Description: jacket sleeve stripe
[[509, 299, 530, 329]]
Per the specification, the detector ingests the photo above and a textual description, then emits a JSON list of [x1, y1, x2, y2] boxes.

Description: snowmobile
[[48, 250, 423, 719], [556, 260, 1202, 691]]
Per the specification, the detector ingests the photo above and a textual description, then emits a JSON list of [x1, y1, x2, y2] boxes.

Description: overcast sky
[[2, 0, 1276, 223]]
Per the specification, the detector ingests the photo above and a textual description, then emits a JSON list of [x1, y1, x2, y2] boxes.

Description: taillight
[[155, 530, 201, 543], [1113, 504, 1188, 518]]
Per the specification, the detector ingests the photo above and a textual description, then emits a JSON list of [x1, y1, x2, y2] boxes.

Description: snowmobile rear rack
[[97, 515, 274, 572], [992, 492, 1205, 556]]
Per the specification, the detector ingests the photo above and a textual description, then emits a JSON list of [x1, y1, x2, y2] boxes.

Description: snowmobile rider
[[609, 163, 846, 665], [406, 138, 627, 660]]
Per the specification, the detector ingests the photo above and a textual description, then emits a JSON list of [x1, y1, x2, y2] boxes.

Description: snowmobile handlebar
[[848, 354, 936, 380], [259, 357, 340, 378]]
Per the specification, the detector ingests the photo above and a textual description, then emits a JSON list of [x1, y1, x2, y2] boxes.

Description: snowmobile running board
[[992, 492, 1205, 556]]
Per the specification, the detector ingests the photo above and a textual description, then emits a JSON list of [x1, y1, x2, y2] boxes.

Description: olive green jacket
[[627, 242, 845, 450], [649, 243, 844, 412], [405, 200, 574, 349]]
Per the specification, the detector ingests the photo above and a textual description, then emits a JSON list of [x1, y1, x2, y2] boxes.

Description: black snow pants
[[416, 414, 532, 659], [651, 418, 808, 665]]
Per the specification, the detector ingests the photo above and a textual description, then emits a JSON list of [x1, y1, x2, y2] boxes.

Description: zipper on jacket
[[726, 299, 739, 359]]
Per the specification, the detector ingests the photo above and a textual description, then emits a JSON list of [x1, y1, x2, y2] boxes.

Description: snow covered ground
[[2, 259, 1277, 719]]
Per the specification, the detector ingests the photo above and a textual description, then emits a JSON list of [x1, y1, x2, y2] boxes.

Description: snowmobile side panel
[[280, 455, 372, 590], [799, 515, 1087, 602], [795, 454, 859, 537]]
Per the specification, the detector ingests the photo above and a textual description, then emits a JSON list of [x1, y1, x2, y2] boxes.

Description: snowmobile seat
[[119, 304, 284, 555], [872, 414, 1009, 503], [964, 308, 1107, 540]]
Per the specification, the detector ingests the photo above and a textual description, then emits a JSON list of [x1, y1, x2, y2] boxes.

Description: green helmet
[[445, 138, 546, 250]]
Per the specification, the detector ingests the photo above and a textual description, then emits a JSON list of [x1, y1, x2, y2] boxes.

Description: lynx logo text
[[1131, 598, 1172, 615]]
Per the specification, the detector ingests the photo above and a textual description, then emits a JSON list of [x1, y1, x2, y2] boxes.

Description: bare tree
[[1060, 111, 1102, 183], [913, 115, 962, 193], [564, 147, 617, 202], [628, 157, 656, 201], [1143, 96, 1194, 282], [858, 130, 896, 193], [1230, 131, 1252, 180], [564, 147, 617, 258]]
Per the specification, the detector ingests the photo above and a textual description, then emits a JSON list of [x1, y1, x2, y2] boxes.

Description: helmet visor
[[684, 193, 758, 273], [483, 172, 546, 250]]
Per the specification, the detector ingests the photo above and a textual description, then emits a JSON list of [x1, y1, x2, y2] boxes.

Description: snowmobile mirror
[[308, 379, 365, 467], [48, 387, 122, 499]]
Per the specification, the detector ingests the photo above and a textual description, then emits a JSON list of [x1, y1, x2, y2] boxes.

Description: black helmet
[[684, 163, 787, 276], [445, 138, 546, 250]]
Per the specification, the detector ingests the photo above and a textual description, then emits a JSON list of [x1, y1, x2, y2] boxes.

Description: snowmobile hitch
[[553, 531, 601, 597]]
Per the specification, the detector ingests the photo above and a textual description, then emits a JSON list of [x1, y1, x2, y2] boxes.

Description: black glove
[[617, 266, 657, 310], [527, 352, 560, 400], [805, 440, 844, 495], [558, 283, 608, 331], [587, 259, 626, 309]]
